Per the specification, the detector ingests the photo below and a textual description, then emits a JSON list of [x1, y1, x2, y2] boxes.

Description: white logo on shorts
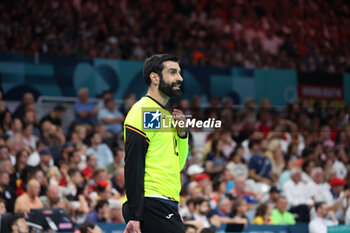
[[166, 214, 174, 219]]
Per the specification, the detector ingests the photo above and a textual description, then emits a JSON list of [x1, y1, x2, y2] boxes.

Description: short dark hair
[[9, 213, 25, 229], [200, 228, 215, 233], [143, 54, 179, 86], [53, 105, 66, 112], [80, 221, 96, 233], [315, 201, 325, 211], [184, 224, 196, 231], [68, 168, 80, 177], [95, 199, 109, 212]]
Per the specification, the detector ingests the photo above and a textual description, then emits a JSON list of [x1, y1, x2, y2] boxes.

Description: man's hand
[[172, 109, 187, 137], [124, 220, 141, 233]]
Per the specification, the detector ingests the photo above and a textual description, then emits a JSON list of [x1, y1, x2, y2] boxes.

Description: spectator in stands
[[208, 196, 232, 218], [185, 197, 211, 228], [226, 198, 249, 232], [205, 139, 225, 178], [248, 139, 273, 185], [9, 214, 29, 233], [0, 111, 12, 134], [327, 177, 350, 221], [98, 98, 124, 134], [86, 199, 111, 223], [41, 183, 62, 208], [74, 88, 98, 124], [220, 130, 236, 159], [0, 170, 16, 213], [270, 196, 296, 225], [36, 148, 52, 174], [106, 146, 125, 175], [184, 224, 197, 233], [110, 166, 125, 196], [14, 179, 43, 213], [252, 202, 273, 224], [79, 221, 102, 233], [230, 176, 260, 200], [309, 202, 338, 233], [40, 121, 66, 159], [13, 92, 34, 119], [22, 110, 40, 137], [22, 123, 38, 149], [306, 167, 331, 203], [82, 154, 98, 180], [40, 105, 66, 128], [68, 150, 82, 170], [0, 198, 6, 214], [226, 145, 248, 179], [87, 132, 113, 168], [282, 166, 312, 222]]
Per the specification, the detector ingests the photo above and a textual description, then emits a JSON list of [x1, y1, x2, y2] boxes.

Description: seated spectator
[[282, 167, 312, 222], [270, 196, 296, 225], [220, 130, 236, 159], [248, 139, 273, 185], [184, 197, 211, 228], [0, 170, 16, 213], [208, 196, 233, 218], [268, 186, 281, 208], [86, 199, 111, 223], [68, 150, 82, 170], [36, 148, 53, 174], [82, 154, 98, 180], [110, 166, 125, 197], [230, 176, 261, 200], [106, 147, 125, 175], [252, 202, 273, 224], [326, 177, 350, 221], [309, 202, 338, 233], [13, 92, 34, 119], [74, 88, 98, 124], [40, 105, 66, 128], [22, 123, 38, 149], [14, 179, 43, 213], [226, 198, 249, 232], [87, 132, 114, 168], [184, 224, 197, 233], [306, 167, 331, 203], [22, 110, 40, 137], [226, 145, 248, 179], [79, 221, 102, 233], [109, 199, 123, 223], [205, 139, 225, 178], [9, 213, 29, 233], [98, 98, 124, 135]]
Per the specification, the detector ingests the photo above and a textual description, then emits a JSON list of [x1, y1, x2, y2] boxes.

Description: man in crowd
[[98, 98, 124, 134], [14, 179, 43, 213], [74, 88, 98, 124], [309, 202, 338, 233], [87, 132, 113, 168], [270, 196, 296, 225]]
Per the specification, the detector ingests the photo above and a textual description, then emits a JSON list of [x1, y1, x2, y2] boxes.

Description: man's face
[[0, 201, 6, 214], [13, 218, 29, 233], [88, 155, 97, 168], [198, 201, 209, 215], [319, 203, 329, 218], [276, 198, 288, 212], [158, 61, 183, 98], [0, 172, 10, 186]]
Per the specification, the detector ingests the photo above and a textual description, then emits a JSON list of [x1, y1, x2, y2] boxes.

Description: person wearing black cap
[[36, 148, 53, 174], [268, 186, 281, 208]]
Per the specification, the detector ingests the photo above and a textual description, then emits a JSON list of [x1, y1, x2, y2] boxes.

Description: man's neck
[[146, 88, 169, 107]]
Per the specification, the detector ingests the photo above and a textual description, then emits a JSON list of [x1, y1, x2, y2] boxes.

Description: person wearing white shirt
[[282, 166, 313, 222], [282, 167, 313, 207], [309, 202, 338, 233]]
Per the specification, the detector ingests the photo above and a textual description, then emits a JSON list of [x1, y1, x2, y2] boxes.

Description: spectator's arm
[[101, 116, 125, 124], [249, 169, 271, 184]]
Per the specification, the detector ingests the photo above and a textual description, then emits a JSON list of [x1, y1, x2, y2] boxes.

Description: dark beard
[[159, 76, 182, 98]]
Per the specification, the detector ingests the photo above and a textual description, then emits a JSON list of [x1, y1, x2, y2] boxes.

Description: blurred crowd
[[1, 0, 350, 73], [0, 86, 350, 232]]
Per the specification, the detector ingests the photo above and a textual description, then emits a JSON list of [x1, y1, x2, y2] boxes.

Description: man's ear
[[150, 72, 159, 86]]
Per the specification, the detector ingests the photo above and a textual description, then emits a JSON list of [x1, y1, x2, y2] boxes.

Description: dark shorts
[[123, 197, 185, 233]]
